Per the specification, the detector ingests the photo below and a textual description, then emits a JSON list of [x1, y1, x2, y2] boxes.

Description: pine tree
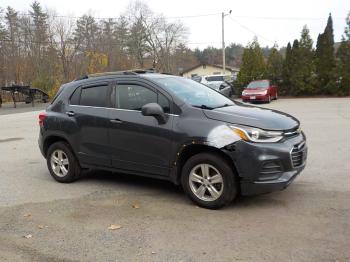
[[265, 44, 283, 85], [237, 37, 265, 91], [289, 40, 302, 95], [315, 13, 336, 94], [282, 42, 292, 95], [298, 25, 315, 94], [336, 11, 350, 95]]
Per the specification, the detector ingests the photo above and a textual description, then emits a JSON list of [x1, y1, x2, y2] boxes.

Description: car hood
[[203, 104, 299, 131]]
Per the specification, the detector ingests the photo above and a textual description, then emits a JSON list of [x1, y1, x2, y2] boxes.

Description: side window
[[80, 85, 108, 107], [70, 87, 81, 105], [158, 93, 170, 113], [117, 84, 157, 111]]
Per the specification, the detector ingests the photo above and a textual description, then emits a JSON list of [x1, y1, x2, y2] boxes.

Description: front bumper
[[226, 133, 307, 196], [242, 94, 269, 101]]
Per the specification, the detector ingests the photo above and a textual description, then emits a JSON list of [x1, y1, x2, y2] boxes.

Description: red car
[[241, 80, 278, 103]]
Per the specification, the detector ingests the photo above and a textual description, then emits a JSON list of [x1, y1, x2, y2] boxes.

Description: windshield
[[205, 76, 224, 82], [153, 77, 234, 109], [247, 80, 269, 89]]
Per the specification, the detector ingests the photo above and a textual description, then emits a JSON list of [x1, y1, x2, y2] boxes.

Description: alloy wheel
[[50, 149, 69, 177], [189, 164, 224, 201]]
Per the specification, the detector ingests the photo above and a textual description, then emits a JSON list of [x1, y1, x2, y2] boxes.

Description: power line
[[0, 12, 221, 21], [0, 12, 345, 21], [0, 38, 222, 47], [234, 15, 346, 21], [227, 16, 275, 44]]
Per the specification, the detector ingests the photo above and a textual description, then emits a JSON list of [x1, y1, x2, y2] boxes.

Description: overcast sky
[[1, 0, 349, 49]]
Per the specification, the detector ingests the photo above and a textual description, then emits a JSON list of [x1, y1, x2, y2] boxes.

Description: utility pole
[[222, 10, 232, 76], [222, 12, 225, 75]]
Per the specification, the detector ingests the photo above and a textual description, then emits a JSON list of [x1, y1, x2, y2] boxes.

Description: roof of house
[[180, 63, 239, 75]]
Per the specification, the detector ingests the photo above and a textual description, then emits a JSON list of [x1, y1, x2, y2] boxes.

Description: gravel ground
[[0, 98, 349, 262]]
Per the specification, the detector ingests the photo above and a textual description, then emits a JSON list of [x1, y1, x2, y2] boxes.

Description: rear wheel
[[47, 142, 81, 183], [181, 153, 237, 209]]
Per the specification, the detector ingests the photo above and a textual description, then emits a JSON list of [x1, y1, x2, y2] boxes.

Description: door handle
[[66, 111, 75, 117], [110, 118, 123, 124]]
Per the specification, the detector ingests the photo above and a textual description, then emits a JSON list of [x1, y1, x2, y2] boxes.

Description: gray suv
[[38, 70, 307, 209]]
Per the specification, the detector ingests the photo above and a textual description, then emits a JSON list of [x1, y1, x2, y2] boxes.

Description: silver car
[[205, 81, 233, 98]]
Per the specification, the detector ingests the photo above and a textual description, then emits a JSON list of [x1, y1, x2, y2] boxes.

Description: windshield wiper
[[213, 103, 233, 109], [192, 104, 214, 110]]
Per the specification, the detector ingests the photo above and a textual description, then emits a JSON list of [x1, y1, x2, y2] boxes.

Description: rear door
[[108, 79, 174, 176], [67, 81, 112, 167]]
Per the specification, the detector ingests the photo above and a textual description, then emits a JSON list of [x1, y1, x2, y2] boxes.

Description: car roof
[[72, 70, 176, 84]]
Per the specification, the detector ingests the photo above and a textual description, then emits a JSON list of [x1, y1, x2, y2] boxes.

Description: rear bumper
[[226, 133, 307, 196]]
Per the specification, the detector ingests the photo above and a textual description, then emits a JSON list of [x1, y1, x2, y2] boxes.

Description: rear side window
[[80, 85, 108, 107], [70, 87, 81, 105]]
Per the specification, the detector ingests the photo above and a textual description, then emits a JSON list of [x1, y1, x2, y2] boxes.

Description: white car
[[200, 74, 233, 97]]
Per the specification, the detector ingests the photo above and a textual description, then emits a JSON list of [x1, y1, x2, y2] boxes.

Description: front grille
[[291, 142, 306, 167]]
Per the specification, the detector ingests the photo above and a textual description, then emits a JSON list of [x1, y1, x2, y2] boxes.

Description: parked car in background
[[201, 74, 233, 98], [38, 70, 307, 209], [204, 81, 234, 98], [191, 75, 202, 83], [241, 80, 278, 103]]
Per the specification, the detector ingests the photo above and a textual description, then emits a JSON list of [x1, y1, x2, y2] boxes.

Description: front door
[[108, 81, 174, 176]]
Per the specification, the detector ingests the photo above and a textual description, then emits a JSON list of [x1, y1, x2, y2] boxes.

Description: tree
[[315, 13, 336, 94], [282, 42, 292, 95], [288, 39, 308, 96], [297, 25, 315, 94], [265, 44, 283, 84], [236, 37, 265, 91], [53, 18, 79, 82], [336, 11, 350, 95]]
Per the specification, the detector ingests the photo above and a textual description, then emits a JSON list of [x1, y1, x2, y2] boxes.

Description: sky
[[1, 0, 349, 49]]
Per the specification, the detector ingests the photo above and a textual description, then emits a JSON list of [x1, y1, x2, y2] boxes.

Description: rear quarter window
[[80, 85, 109, 107], [70, 87, 81, 105]]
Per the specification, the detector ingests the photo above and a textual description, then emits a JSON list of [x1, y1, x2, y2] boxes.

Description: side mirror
[[141, 103, 168, 124]]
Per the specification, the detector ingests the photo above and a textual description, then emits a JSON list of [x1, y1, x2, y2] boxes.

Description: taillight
[[39, 112, 46, 126]]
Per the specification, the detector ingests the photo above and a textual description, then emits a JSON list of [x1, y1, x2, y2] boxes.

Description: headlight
[[230, 125, 283, 143], [259, 90, 268, 95], [242, 91, 246, 95]]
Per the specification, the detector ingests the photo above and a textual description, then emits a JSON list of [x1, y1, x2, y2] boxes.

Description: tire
[[275, 93, 278, 100], [181, 153, 237, 209], [267, 95, 271, 103], [46, 141, 81, 183]]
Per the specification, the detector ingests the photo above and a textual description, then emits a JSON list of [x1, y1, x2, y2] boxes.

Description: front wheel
[[181, 153, 237, 209], [47, 141, 81, 183]]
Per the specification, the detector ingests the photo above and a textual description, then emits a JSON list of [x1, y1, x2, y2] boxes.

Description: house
[[180, 64, 239, 79]]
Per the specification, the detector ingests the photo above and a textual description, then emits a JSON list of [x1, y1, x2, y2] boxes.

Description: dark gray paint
[[39, 73, 307, 195]]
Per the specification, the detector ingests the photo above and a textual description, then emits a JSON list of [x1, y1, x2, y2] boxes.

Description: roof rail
[[74, 69, 160, 81]]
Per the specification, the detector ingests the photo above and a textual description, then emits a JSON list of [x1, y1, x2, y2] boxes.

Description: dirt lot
[[0, 98, 349, 262]]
